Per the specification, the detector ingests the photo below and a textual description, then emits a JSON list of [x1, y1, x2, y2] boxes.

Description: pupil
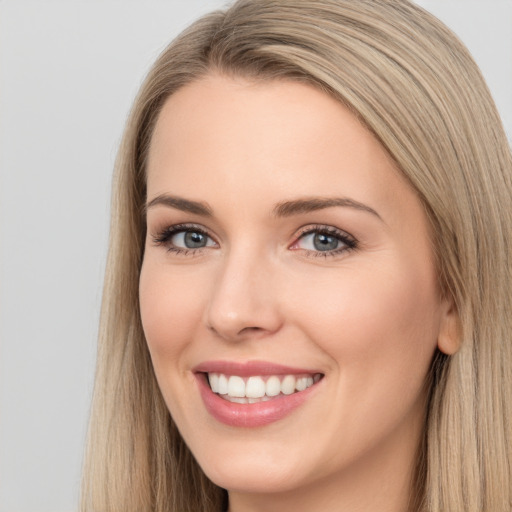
[[313, 233, 338, 251], [184, 231, 206, 248]]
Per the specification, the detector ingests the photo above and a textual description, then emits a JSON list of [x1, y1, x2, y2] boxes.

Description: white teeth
[[208, 373, 220, 392], [281, 375, 296, 395], [218, 374, 228, 394], [295, 377, 308, 391], [246, 376, 266, 398], [225, 395, 273, 404], [207, 372, 322, 399], [228, 376, 245, 397], [228, 396, 247, 404], [265, 376, 281, 397]]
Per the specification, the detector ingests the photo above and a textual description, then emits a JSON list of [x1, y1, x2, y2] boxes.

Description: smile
[[208, 373, 322, 403], [194, 361, 324, 427]]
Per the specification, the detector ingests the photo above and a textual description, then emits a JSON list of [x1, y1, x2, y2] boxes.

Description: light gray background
[[0, 1, 510, 511]]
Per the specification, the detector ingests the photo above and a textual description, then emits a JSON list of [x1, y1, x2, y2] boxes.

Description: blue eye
[[298, 232, 343, 251], [152, 224, 216, 253], [292, 226, 357, 256], [171, 230, 215, 249]]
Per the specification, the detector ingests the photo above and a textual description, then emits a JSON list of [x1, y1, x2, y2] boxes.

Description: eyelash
[[152, 223, 213, 256], [293, 225, 358, 258], [151, 223, 358, 258]]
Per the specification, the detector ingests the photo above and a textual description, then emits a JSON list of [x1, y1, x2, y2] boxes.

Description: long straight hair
[[81, 1, 512, 511]]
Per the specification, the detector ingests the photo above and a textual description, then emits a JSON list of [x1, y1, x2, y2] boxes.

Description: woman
[[81, 1, 512, 511]]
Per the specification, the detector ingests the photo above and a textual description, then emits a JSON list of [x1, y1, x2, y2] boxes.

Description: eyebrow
[[273, 197, 382, 220], [145, 194, 213, 217], [144, 193, 382, 221]]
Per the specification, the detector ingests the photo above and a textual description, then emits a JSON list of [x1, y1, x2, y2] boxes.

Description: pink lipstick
[[193, 360, 323, 427]]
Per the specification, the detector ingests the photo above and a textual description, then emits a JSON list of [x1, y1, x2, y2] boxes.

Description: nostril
[[239, 326, 263, 334], [207, 322, 272, 341]]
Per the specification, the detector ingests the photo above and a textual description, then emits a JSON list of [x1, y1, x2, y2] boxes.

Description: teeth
[[266, 376, 281, 397], [227, 376, 245, 397], [295, 376, 308, 391], [281, 375, 296, 395], [218, 374, 228, 394], [228, 396, 247, 404], [207, 372, 321, 400], [224, 395, 273, 404], [246, 376, 266, 398], [209, 373, 219, 392]]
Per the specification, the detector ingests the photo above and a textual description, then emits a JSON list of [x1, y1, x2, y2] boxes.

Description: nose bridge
[[205, 243, 281, 340]]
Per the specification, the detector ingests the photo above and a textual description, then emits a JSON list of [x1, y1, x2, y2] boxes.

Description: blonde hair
[[81, 1, 512, 511]]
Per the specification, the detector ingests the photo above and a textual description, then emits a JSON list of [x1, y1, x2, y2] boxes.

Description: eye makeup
[[151, 223, 217, 255], [290, 224, 358, 258], [150, 221, 358, 259]]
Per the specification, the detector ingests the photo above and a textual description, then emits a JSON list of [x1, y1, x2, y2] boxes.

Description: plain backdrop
[[0, 1, 510, 511]]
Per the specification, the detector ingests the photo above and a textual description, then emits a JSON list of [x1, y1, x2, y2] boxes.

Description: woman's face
[[140, 75, 455, 505]]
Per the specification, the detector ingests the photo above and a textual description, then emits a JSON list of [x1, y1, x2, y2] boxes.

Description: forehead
[[146, 74, 416, 224], [148, 74, 377, 164]]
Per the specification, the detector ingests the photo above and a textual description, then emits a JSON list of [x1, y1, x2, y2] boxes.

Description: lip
[[193, 359, 320, 377], [193, 360, 323, 428]]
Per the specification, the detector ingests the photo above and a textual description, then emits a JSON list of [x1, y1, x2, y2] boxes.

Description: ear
[[437, 296, 461, 355]]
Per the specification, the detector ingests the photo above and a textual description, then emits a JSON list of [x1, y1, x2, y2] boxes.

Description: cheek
[[139, 259, 206, 361], [281, 256, 441, 457], [294, 254, 441, 393]]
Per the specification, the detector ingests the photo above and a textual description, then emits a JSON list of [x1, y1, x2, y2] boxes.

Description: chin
[[187, 433, 325, 496], [202, 459, 304, 495]]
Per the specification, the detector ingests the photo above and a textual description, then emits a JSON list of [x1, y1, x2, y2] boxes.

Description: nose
[[205, 248, 283, 341]]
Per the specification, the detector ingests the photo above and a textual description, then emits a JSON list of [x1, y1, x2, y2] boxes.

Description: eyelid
[[150, 222, 357, 258], [289, 224, 358, 256], [151, 223, 218, 253]]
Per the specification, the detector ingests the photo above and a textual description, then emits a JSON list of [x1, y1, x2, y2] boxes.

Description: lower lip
[[195, 374, 320, 427]]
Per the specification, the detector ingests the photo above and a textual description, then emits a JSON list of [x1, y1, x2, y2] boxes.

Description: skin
[[139, 74, 458, 512]]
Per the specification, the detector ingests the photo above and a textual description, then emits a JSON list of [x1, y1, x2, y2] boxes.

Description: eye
[[299, 232, 342, 251], [152, 224, 217, 254], [171, 230, 215, 249], [290, 226, 357, 257]]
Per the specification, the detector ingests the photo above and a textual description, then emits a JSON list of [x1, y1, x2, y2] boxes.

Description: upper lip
[[193, 360, 322, 377]]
